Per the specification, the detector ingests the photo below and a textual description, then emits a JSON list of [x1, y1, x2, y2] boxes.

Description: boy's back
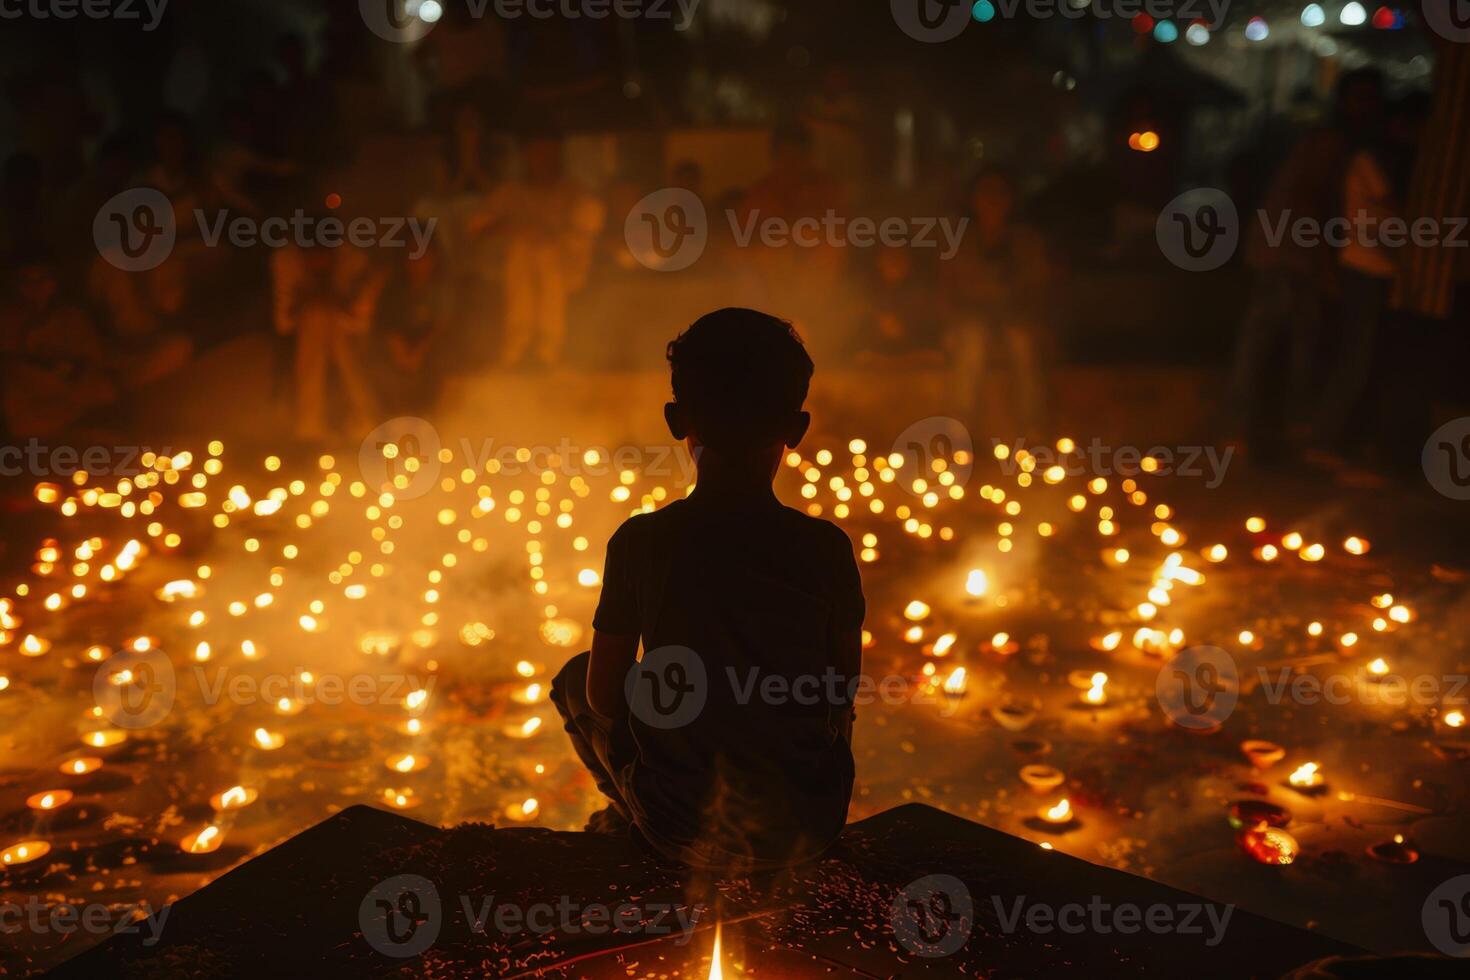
[[595, 493, 864, 867], [550, 307, 865, 870]]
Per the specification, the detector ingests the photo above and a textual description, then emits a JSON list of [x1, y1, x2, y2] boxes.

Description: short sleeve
[[592, 523, 641, 636]]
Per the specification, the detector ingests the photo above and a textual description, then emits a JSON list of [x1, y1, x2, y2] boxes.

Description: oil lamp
[[1019, 764, 1065, 793], [1, 840, 51, 866], [26, 790, 73, 811], [1287, 762, 1325, 792], [210, 786, 258, 810], [1039, 798, 1075, 826]]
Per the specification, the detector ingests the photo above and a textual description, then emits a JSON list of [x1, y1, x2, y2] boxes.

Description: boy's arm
[[587, 629, 639, 720], [587, 525, 641, 720]]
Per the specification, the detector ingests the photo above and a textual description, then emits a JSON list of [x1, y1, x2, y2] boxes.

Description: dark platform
[[51, 803, 1371, 979]]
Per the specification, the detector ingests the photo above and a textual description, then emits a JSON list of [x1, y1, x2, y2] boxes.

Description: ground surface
[[2, 425, 1469, 974]]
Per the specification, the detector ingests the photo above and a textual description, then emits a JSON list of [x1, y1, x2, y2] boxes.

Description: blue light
[[1153, 20, 1179, 42], [972, 0, 997, 22], [1185, 22, 1211, 45], [1300, 3, 1325, 27]]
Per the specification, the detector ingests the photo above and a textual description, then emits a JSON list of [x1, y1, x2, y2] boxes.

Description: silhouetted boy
[[551, 308, 865, 870]]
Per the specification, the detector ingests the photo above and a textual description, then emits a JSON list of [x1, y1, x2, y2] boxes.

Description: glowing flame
[[1043, 798, 1072, 823], [1084, 672, 1107, 705], [708, 922, 725, 980], [965, 569, 988, 597], [942, 667, 968, 695], [1289, 762, 1323, 787]]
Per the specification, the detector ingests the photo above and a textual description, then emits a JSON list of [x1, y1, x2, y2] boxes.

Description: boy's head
[[665, 308, 813, 457]]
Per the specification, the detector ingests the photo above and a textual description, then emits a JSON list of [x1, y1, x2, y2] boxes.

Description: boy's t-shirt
[[593, 493, 864, 867]]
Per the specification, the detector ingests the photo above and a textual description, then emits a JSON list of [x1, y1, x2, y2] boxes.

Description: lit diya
[[383, 788, 421, 810], [209, 786, 259, 811], [1240, 740, 1286, 769], [60, 757, 102, 776], [504, 797, 539, 822], [26, 790, 73, 811], [941, 667, 968, 696], [1, 840, 51, 866], [181, 825, 224, 854], [1019, 764, 1065, 793], [253, 728, 285, 750], [1287, 762, 1326, 794], [1366, 835, 1419, 864], [386, 753, 427, 773], [1038, 798, 1076, 826]]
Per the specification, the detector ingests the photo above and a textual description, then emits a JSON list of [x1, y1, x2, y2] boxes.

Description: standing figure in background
[[1226, 68, 1383, 463], [941, 169, 1050, 438], [1313, 92, 1430, 458], [472, 136, 604, 369], [272, 241, 386, 441]]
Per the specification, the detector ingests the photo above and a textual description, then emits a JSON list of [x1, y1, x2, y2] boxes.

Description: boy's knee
[[550, 650, 592, 705]]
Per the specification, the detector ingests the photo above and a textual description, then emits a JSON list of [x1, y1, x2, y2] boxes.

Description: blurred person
[[207, 104, 297, 217], [741, 123, 847, 332], [85, 251, 195, 385], [141, 112, 209, 235], [0, 255, 115, 438], [1313, 92, 1432, 458], [853, 248, 943, 370], [471, 135, 604, 369], [1226, 68, 1384, 462], [377, 245, 448, 414], [941, 169, 1050, 437], [271, 237, 387, 441], [551, 308, 864, 869]]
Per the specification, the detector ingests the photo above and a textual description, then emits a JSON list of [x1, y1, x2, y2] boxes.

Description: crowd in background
[[0, 15, 1455, 479]]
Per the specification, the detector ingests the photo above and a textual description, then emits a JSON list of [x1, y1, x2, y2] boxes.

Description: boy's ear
[[664, 401, 687, 440], [785, 411, 811, 449]]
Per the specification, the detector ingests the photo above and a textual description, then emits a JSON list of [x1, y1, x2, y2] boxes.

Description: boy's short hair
[[667, 308, 813, 450]]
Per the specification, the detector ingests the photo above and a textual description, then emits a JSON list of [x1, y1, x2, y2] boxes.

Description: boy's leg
[[549, 651, 631, 818]]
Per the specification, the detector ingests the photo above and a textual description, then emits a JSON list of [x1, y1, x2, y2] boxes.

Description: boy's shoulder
[[610, 498, 855, 557]]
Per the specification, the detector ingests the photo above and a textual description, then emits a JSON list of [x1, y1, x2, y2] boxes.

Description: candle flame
[[1289, 762, 1321, 787], [1046, 799, 1072, 821]]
